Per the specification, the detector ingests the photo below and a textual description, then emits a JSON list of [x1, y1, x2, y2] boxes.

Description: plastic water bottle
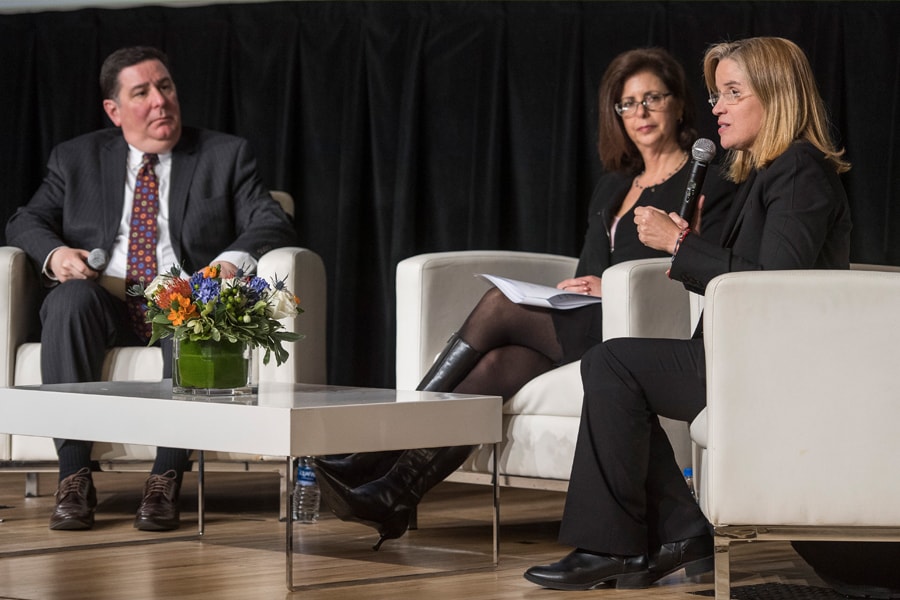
[[683, 466, 696, 500], [292, 456, 320, 523]]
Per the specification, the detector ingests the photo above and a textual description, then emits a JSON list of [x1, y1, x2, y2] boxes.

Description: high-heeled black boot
[[316, 444, 476, 550], [314, 333, 482, 492], [313, 451, 403, 489]]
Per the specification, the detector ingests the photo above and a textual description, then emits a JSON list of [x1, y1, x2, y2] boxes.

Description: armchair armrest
[[395, 250, 577, 389], [0, 246, 39, 387], [257, 247, 327, 384], [600, 257, 693, 341]]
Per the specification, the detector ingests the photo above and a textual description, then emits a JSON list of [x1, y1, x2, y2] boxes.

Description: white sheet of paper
[[478, 273, 602, 310]]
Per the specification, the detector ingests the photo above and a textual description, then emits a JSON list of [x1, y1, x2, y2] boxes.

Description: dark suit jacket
[[6, 126, 297, 274], [670, 140, 852, 297]]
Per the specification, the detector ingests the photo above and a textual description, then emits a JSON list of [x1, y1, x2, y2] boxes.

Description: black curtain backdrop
[[1, 1, 898, 388]]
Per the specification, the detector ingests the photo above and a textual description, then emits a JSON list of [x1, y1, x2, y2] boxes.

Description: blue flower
[[193, 276, 221, 304], [189, 270, 205, 290], [244, 276, 270, 303]]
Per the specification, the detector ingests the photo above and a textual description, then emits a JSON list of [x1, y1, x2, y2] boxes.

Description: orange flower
[[166, 293, 198, 326], [201, 264, 220, 279], [155, 278, 192, 310]]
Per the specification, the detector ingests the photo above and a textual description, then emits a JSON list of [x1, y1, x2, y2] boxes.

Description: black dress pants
[[40, 279, 132, 387], [41, 279, 188, 476], [558, 336, 710, 556]]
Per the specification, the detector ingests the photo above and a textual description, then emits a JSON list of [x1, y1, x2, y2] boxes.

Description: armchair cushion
[[504, 361, 583, 418]]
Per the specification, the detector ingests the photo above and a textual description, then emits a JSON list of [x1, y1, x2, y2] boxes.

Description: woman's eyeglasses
[[615, 92, 672, 117], [708, 90, 753, 107]]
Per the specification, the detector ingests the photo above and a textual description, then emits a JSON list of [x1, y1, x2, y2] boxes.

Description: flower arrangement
[[128, 264, 303, 367]]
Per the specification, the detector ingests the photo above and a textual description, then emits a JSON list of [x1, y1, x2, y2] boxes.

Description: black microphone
[[678, 138, 717, 222], [86, 248, 109, 271]]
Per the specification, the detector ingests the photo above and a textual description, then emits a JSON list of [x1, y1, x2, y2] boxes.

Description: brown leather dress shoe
[[134, 470, 181, 531], [49, 467, 97, 531]]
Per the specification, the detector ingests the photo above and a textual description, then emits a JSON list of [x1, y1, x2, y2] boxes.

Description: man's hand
[[47, 247, 99, 282], [212, 261, 239, 279]]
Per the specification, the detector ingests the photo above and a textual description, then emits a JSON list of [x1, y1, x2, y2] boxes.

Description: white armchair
[[691, 267, 900, 599], [0, 192, 328, 494], [396, 252, 695, 490]]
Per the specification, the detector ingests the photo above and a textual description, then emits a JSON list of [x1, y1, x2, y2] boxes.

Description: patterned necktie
[[125, 153, 160, 341]]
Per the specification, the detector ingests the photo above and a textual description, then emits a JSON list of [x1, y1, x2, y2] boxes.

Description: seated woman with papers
[[313, 47, 735, 550]]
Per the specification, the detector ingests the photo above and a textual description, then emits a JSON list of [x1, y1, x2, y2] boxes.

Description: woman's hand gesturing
[[634, 206, 688, 254]]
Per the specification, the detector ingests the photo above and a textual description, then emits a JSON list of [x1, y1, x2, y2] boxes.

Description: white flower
[[268, 288, 299, 320], [143, 274, 170, 300]]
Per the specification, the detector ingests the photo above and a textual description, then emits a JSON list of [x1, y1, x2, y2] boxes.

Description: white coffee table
[[0, 380, 503, 591]]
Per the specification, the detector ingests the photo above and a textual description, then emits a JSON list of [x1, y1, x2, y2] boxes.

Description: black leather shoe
[[523, 549, 649, 590], [134, 470, 181, 531], [628, 534, 714, 587], [49, 467, 97, 531]]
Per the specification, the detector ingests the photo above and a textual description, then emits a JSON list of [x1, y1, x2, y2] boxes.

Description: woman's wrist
[[672, 227, 691, 256]]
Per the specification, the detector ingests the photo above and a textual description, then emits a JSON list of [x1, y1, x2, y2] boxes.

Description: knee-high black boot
[[316, 444, 476, 549], [314, 334, 482, 490], [416, 333, 483, 392], [313, 451, 404, 489]]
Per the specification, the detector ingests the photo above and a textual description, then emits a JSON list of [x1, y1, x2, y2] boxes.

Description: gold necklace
[[633, 152, 688, 190]]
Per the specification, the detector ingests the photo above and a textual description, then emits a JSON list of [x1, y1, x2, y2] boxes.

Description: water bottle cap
[[683, 467, 693, 477]]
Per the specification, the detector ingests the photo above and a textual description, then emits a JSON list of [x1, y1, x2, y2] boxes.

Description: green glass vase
[[173, 338, 253, 395]]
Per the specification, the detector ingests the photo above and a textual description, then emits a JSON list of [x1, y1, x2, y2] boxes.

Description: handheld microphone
[[86, 248, 109, 271], [678, 138, 717, 222]]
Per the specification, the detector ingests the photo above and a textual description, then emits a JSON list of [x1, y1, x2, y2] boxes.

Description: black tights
[[451, 288, 563, 401]]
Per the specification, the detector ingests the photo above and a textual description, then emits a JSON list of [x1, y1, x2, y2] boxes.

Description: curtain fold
[[1, 1, 898, 387]]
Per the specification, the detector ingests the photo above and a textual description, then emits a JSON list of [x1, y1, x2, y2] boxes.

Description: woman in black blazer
[[524, 37, 852, 591]]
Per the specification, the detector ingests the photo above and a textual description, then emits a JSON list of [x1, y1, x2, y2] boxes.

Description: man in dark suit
[[5, 46, 297, 532]]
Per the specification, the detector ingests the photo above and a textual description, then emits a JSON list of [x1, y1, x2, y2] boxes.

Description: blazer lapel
[[722, 170, 757, 249], [168, 129, 199, 262], [100, 135, 128, 247]]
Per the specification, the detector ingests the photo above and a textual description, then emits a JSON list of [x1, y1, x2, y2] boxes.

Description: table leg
[[286, 456, 296, 591], [198, 450, 205, 536], [492, 442, 499, 566]]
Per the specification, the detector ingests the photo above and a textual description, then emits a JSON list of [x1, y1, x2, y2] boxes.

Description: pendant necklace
[[633, 153, 688, 190]]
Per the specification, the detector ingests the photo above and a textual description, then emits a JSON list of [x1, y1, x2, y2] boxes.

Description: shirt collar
[[127, 144, 172, 172]]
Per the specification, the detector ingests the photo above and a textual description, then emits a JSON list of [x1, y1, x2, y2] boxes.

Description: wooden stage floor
[[0, 470, 843, 599]]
